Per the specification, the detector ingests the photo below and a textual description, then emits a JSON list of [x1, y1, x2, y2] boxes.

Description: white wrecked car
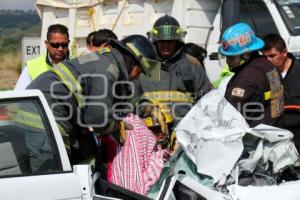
[[0, 90, 153, 200], [1, 89, 300, 200], [152, 89, 300, 200], [0, 90, 96, 200]]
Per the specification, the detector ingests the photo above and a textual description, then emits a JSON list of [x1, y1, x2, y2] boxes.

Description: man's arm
[[225, 68, 265, 121]]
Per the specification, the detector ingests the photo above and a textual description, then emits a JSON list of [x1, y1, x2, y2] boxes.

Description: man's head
[[262, 34, 288, 72], [219, 23, 264, 69], [183, 43, 207, 67], [45, 24, 70, 64], [90, 29, 118, 52], [148, 15, 186, 60], [86, 31, 96, 51], [45, 24, 69, 64], [116, 35, 161, 81]]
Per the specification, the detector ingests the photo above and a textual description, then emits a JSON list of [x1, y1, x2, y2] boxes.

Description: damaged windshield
[[275, 0, 300, 35]]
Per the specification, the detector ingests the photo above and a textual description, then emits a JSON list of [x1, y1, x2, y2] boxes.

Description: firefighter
[[262, 34, 300, 151], [220, 23, 284, 128], [15, 24, 70, 90], [25, 35, 160, 164], [134, 15, 211, 147]]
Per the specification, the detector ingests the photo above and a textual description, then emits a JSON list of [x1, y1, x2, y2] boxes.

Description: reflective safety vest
[[15, 48, 112, 145], [14, 57, 84, 151], [50, 47, 112, 108], [213, 64, 234, 88], [27, 54, 52, 80], [51, 62, 85, 108]]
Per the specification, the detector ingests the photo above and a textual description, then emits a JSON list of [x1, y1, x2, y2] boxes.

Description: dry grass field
[[0, 52, 21, 90], [0, 10, 40, 90]]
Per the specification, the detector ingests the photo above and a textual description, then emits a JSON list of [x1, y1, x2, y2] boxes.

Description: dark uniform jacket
[[225, 56, 284, 128], [27, 48, 130, 162], [282, 53, 300, 150], [134, 49, 211, 124]]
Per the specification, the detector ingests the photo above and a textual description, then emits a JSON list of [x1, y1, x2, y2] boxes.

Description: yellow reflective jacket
[[26, 54, 52, 80]]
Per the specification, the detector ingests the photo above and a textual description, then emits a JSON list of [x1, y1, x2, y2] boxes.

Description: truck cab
[[34, 0, 300, 82]]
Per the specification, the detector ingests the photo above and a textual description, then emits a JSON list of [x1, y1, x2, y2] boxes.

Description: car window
[[239, 0, 280, 38], [0, 98, 62, 177]]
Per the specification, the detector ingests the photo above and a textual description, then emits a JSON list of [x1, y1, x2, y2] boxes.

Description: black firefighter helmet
[[111, 34, 161, 81], [148, 15, 186, 43]]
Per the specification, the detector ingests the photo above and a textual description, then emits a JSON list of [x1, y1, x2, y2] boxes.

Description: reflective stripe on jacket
[[14, 109, 44, 130], [51, 62, 85, 108], [135, 52, 211, 125]]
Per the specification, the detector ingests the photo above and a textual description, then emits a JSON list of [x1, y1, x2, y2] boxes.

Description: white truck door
[[0, 90, 82, 200]]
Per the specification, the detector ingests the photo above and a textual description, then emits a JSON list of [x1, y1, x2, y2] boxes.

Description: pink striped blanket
[[101, 114, 168, 195]]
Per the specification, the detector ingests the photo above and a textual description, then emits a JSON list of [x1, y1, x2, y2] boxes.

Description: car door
[[0, 90, 82, 200]]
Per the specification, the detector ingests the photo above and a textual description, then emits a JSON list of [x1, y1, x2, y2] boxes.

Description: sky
[[0, 0, 36, 10]]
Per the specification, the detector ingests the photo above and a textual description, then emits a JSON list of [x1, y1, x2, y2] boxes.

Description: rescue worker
[[87, 29, 118, 52], [220, 23, 284, 127], [262, 34, 300, 151], [134, 15, 211, 147], [25, 35, 161, 164], [86, 31, 96, 51], [87, 29, 118, 51], [15, 24, 70, 90]]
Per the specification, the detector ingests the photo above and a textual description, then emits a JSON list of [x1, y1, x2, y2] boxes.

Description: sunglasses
[[47, 41, 69, 49]]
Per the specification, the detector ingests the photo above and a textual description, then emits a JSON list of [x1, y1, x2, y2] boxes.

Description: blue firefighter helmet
[[219, 23, 264, 56]]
